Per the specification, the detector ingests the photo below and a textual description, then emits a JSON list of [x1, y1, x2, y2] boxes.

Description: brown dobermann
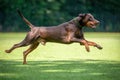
[[5, 10, 103, 64]]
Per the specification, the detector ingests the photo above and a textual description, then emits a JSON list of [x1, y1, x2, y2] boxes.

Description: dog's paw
[[23, 62, 27, 65], [96, 45, 103, 50], [5, 50, 11, 53], [85, 46, 90, 52], [86, 49, 90, 52]]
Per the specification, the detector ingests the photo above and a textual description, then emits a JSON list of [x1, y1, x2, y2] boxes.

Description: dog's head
[[78, 13, 99, 28]]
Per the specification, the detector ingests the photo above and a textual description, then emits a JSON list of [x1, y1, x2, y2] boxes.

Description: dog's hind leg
[[23, 42, 39, 64], [5, 33, 33, 53], [5, 40, 30, 53]]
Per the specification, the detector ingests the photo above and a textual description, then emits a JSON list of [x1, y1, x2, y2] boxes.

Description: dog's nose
[[95, 20, 100, 25], [96, 20, 100, 24]]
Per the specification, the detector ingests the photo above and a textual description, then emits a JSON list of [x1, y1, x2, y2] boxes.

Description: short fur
[[5, 10, 103, 64]]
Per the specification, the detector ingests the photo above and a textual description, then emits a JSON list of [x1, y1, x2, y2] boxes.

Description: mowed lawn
[[0, 32, 120, 80]]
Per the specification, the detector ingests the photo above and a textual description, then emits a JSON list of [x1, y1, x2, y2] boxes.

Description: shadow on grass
[[0, 60, 120, 80]]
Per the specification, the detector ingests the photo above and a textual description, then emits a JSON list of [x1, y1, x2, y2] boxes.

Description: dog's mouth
[[87, 21, 99, 28], [89, 23, 96, 28]]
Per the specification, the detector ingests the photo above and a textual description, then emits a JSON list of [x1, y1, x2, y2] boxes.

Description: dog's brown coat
[[5, 10, 102, 64]]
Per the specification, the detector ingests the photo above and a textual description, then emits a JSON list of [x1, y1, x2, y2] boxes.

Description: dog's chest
[[75, 29, 83, 38]]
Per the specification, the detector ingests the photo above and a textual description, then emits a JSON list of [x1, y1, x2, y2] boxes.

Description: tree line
[[0, 0, 120, 32]]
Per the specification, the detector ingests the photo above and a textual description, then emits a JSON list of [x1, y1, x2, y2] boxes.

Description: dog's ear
[[78, 13, 86, 21], [79, 14, 86, 17]]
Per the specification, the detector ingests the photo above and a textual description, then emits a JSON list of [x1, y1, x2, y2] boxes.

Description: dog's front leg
[[86, 40, 103, 50], [71, 38, 90, 52]]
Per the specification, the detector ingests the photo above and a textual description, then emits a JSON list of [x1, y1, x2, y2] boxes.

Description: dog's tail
[[17, 9, 34, 29]]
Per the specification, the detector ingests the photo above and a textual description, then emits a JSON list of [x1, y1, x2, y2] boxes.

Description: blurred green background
[[0, 1, 120, 80], [0, 0, 120, 32]]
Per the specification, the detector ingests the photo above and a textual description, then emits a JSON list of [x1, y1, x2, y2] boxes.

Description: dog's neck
[[70, 17, 83, 29]]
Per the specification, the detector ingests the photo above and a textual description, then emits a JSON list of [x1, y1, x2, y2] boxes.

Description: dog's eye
[[89, 18, 93, 21]]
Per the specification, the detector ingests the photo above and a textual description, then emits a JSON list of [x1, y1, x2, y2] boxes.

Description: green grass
[[0, 32, 120, 80]]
